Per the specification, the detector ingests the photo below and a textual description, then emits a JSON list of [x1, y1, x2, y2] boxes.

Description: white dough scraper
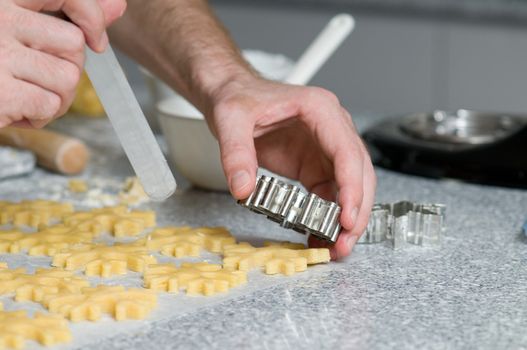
[[85, 46, 176, 201]]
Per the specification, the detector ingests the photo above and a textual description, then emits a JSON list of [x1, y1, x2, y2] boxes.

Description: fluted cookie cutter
[[358, 201, 446, 249], [238, 175, 341, 243]]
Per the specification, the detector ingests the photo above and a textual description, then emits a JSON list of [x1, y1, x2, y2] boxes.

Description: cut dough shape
[[0, 200, 74, 228], [52, 243, 157, 277], [0, 262, 7, 269], [0, 268, 89, 303], [42, 285, 157, 322], [0, 310, 71, 348], [24, 225, 95, 257], [138, 226, 236, 257], [222, 243, 330, 275], [0, 225, 95, 257], [0, 231, 25, 254], [62, 206, 156, 237], [119, 177, 149, 206], [68, 180, 88, 193], [144, 262, 247, 296]]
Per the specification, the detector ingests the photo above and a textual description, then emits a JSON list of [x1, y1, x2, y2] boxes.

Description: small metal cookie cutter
[[238, 175, 341, 243], [358, 201, 446, 249]]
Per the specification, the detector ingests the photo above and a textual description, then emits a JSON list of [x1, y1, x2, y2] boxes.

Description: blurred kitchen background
[[119, 0, 527, 116]]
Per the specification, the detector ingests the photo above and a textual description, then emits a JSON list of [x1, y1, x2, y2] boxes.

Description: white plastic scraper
[[85, 46, 176, 201]]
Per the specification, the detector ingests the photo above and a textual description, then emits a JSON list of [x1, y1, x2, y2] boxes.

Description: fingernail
[[350, 207, 358, 226], [230, 170, 250, 194], [99, 32, 109, 52]]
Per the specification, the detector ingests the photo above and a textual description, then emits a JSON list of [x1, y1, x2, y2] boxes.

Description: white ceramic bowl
[[156, 50, 294, 191], [158, 96, 227, 191]]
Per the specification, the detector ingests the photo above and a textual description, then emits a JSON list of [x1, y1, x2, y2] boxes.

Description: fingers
[[351, 152, 376, 237], [214, 103, 259, 199], [13, 11, 86, 68], [58, 0, 107, 52], [9, 44, 81, 118], [321, 156, 376, 260], [297, 88, 376, 260], [0, 77, 61, 127], [14, 0, 110, 52], [297, 88, 365, 230]]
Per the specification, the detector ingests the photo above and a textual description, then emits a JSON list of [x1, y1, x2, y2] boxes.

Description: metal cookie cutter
[[358, 201, 446, 249], [238, 175, 341, 243]]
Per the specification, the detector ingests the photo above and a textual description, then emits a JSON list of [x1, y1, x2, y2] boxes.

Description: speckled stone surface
[[1, 114, 526, 349], [213, 0, 527, 22]]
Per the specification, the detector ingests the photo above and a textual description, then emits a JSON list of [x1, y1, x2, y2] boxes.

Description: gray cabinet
[[446, 22, 527, 113], [212, 2, 527, 116]]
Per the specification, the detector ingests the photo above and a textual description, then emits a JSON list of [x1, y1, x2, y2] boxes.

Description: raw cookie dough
[[0, 231, 25, 254], [222, 242, 331, 275], [0, 197, 333, 347], [0, 268, 89, 303], [52, 243, 157, 277], [68, 180, 88, 193], [144, 262, 247, 296], [0, 225, 94, 256], [0, 200, 74, 228], [138, 226, 236, 257], [42, 285, 157, 322], [1, 205, 155, 255], [0, 310, 71, 348], [119, 177, 149, 206], [62, 206, 156, 237]]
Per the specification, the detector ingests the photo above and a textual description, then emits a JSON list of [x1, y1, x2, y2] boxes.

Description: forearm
[[108, 0, 256, 113]]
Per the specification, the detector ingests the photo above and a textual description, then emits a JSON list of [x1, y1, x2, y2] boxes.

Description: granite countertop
[[1, 114, 526, 349], [212, 0, 527, 23]]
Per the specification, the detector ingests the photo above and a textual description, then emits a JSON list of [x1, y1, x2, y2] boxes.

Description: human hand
[[0, 0, 126, 128], [208, 76, 376, 260]]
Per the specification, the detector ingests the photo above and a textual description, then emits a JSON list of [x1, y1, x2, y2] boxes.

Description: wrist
[[193, 61, 259, 117]]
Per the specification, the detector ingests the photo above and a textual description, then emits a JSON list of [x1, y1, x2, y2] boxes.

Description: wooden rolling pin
[[0, 127, 90, 175]]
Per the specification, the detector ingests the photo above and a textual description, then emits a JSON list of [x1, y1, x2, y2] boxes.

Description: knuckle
[[68, 26, 86, 53], [220, 141, 251, 167], [306, 87, 340, 106], [221, 140, 244, 158]]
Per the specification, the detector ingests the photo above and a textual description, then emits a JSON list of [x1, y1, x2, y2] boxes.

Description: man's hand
[[209, 76, 376, 260], [0, 0, 126, 128], [109, 0, 376, 259]]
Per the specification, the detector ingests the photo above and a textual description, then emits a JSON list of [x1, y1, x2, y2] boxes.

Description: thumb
[[216, 114, 258, 199]]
